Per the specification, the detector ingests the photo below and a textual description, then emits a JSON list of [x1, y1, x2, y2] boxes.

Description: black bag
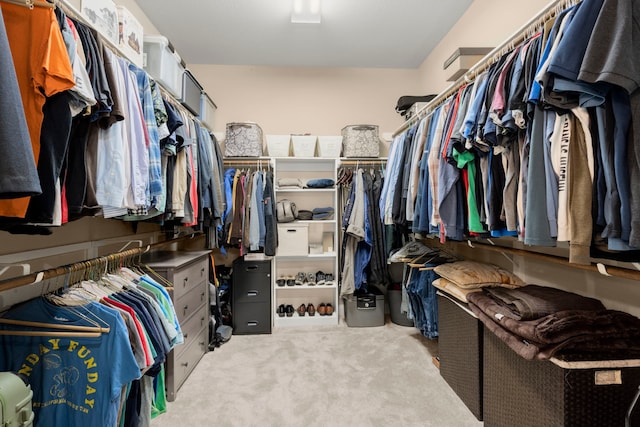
[[395, 95, 437, 116]]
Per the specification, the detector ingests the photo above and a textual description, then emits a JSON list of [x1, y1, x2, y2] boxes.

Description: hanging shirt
[[0, 3, 74, 218], [0, 298, 140, 427]]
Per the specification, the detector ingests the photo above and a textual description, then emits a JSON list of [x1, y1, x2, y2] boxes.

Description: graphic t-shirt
[[0, 298, 140, 427]]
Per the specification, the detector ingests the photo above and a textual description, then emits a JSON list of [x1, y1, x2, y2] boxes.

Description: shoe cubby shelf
[[274, 315, 337, 328], [275, 283, 338, 290], [273, 157, 339, 328]]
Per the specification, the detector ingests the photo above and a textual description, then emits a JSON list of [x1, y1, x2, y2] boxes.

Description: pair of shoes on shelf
[[293, 303, 316, 316], [278, 304, 295, 317], [315, 271, 326, 285], [295, 272, 317, 286], [276, 277, 286, 287], [317, 303, 334, 316]]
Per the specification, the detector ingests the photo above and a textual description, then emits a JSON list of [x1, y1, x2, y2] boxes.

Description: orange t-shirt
[[0, 4, 75, 218]]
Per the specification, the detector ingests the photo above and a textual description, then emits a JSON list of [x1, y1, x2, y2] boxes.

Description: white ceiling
[[134, 0, 474, 69]]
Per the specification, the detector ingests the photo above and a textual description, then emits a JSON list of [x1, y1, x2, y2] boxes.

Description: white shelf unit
[[273, 158, 339, 327]]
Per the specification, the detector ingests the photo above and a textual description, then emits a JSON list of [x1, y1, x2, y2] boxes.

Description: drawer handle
[[247, 291, 258, 297], [246, 265, 258, 271], [201, 317, 205, 327], [181, 362, 189, 368], [286, 229, 297, 233], [199, 341, 205, 346], [183, 333, 188, 339], [183, 305, 189, 316], [183, 277, 189, 287], [200, 267, 205, 277], [247, 321, 258, 327], [200, 291, 205, 301]]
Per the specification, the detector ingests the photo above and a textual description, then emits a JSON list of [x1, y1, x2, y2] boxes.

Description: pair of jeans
[[406, 267, 439, 339]]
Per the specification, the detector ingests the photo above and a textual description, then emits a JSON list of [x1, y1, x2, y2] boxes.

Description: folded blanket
[[433, 261, 524, 289], [483, 284, 605, 320], [468, 291, 640, 360], [277, 178, 303, 188], [432, 278, 480, 303]]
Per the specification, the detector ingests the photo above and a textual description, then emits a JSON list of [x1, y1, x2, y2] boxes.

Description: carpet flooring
[[151, 316, 484, 427]]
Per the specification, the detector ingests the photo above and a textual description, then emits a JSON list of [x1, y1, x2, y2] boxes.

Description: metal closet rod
[[339, 159, 388, 166], [393, 0, 579, 137]]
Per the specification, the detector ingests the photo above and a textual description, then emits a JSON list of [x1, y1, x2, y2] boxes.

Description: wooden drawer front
[[174, 280, 207, 323], [173, 327, 208, 392], [175, 304, 208, 360], [172, 259, 208, 297]]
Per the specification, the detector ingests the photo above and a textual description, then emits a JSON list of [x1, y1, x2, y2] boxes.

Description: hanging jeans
[[405, 266, 439, 339]]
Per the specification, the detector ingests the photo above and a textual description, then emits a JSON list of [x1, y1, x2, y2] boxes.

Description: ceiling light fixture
[[291, 0, 321, 24]]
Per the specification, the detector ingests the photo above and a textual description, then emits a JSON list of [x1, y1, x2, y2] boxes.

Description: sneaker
[[276, 277, 286, 287], [286, 276, 296, 286], [295, 272, 305, 286], [307, 272, 316, 286], [315, 271, 326, 286], [324, 273, 334, 285]]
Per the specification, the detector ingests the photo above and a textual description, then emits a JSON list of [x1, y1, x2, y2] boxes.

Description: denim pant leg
[[407, 269, 428, 333], [416, 269, 438, 339]]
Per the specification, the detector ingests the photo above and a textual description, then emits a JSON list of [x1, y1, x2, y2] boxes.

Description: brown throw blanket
[[468, 289, 640, 360], [483, 284, 605, 320]]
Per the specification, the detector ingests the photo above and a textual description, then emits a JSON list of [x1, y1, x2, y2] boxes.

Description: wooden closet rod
[[0, 233, 199, 294], [393, 0, 579, 137], [452, 240, 640, 283]]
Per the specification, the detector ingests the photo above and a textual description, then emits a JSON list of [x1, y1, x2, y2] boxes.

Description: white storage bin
[[81, 0, 119, 46], [291, 135, 317, 157], [199, 93, 217, 129], [117, 6, 143, 67], [143, 35, 184, 98], [266, 135, 291, 157], [277, 224, 309, 256], [317, 136, 343, 158]]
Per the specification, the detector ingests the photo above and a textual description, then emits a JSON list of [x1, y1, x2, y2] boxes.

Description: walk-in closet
[[1, 0, 640, 426]]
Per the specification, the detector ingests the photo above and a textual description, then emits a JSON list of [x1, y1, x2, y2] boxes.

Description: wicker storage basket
[[483, 326, 640, 427], [437, 292, 483, 421]]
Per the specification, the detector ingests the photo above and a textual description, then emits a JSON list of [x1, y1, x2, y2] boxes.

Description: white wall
[[418, 0, 551, 94], [189, 64, 422, 150]]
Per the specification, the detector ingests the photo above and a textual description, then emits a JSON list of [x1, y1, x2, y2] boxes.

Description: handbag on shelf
[[341, 124, 381, 158], [276, 199, 298, 223], [224, 122, 264, 157]]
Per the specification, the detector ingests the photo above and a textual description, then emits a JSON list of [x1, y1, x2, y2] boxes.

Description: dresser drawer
[[174, 280, 207, 323], [172, 326, 208, 393], [175, 304, 208, 360], [172, 259, 208, 297]]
